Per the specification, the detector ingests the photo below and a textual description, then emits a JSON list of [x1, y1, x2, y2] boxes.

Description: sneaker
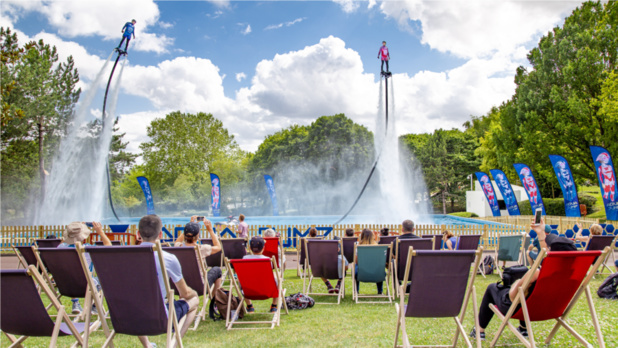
[[470, 327, 485, 341], [71, 301, 82, 314], [246, 304, 255, 313], [269, 305, 277, 313], [517, 326, 528, 338]]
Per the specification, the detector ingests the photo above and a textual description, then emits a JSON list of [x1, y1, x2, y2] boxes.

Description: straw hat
[[64, 222, 91, 244]]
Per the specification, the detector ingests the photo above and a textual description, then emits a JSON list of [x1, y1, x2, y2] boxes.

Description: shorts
[[174, 300, 189, 323], [207, 267, 222, 287], [529, 250, 539, 261]]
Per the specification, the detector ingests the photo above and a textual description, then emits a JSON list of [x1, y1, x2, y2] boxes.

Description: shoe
[[470, 327, 485, 341], [91, 304, 98, 316], [517, 326, 528, 338], [269, 305, 277, 313], [328, 286, 336, 294], [334, 285, 341, 294], [71, 301, 82, 314], [246, 304, 255, 313]]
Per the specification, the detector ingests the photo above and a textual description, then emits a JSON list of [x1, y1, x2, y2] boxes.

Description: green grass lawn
[[3, 268, 617, 347], [580, 186, 607, 220]]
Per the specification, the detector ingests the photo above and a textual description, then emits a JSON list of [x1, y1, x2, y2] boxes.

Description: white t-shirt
[[243, 254, 269, 260], [142, 242, 183, 311]]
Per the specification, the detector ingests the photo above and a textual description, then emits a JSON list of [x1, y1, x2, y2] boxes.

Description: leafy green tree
[[109, 118, 138, 182], [1, 27, 25, 127]]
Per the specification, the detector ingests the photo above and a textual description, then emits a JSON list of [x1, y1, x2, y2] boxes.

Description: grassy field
[[580, 186, 607, 220], [3, 268, 617, 347]]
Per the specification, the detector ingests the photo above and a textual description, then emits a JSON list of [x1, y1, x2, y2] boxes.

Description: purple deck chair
[[584, 235, 618, 274], [296, 237, 323, 278], [378, 235, 398, 266], [95, 240, 122, 246], [220, 238, 247, 282], [422, 234, 443, 250], [304, 239, 346, 304], [200, 238, 223, 268], [37, 247, 112, 346], [162, 246, 209, 330], [84, 243, 185, 348], [394, 249, 482, 348], [393, 238, 433, 298], [13, 245, 38, 269], [342, 237, 357, 264], [1, 266, 86, 348], [36, 239, 62, 248], [456, 234, 482, 250]]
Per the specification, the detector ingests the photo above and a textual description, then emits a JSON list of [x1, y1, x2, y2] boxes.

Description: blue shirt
[[122, 22, 135, 37]]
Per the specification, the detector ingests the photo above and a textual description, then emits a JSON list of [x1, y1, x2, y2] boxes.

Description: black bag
[[285, 292, 315, 310], [500, 265, 529, 287], [597, 273, 618, 300], [480, 255, 495, 275], [209, 288, 244, 321]]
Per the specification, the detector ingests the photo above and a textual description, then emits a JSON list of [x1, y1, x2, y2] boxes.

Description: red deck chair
[[489, 247, 610, 348], [263, 236, 285, 277], [225, 257, 288, 330]]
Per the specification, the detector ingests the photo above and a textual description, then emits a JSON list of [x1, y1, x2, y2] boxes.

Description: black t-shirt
[[398, 233, 420, 239]]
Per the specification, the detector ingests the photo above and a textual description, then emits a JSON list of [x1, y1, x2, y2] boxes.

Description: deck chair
[[494, 233, 525, 277], [225, 257, 288, 329], [304, 239, 346, 304], [422, 234, 443, 250], [352, 244, 392, 303], [296, 237, 323, 278], [456, 234, 485, 278], [220, 238, 247, 283], [379, 235, 398, 267], [36, 239, 62, 248], [95, 240, 122, 246], [1, 266, 87, 348], [394, 249, 482, 348], [393, 238, 434, 299], [342, 237, 357, 264], [489, 247, 610, 348], [83, 242, 185, 348], [263, 236, 285, 277], [162, 246, 210, 330], [584, 235, 618, 274], [200, 238, 223, 268], [13, 244, 38, 269]]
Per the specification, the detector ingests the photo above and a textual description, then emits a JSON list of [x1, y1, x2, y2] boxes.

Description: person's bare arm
[[531, 218, 548, 250], [174, 233, 185, 245], [174, 278, 198, 300], [93, 222, 111, 246], [509, 269, 540, 301], [205, 220, 222, 254]]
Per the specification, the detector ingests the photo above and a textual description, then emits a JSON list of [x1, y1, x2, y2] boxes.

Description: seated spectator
[[345, 228, 355, 237], [243, 236, 278, 313], [263, 228, 286, 268], [46, 234, 57, 239], [137, 215, 198, 347], [60, 221, 111, 315], [398, 219, 419, 239], [355, 229, 383, 295], [442, 230, 458, 250], [320, 236, 348, 294], [526, 225, 557, 265], [174, 216, 223, 290], [471, 218, 577, 341], [309, 227, 318, 238], [574, 223, 603, 247], [379, 227, 389, 237]]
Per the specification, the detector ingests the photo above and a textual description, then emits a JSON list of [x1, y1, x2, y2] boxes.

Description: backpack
[[499, 265, 529, 287], [285, 292, 315, 310], [209, 288, 244, 321], [480, 255, 495, 275], [597, 273, 618, 300]]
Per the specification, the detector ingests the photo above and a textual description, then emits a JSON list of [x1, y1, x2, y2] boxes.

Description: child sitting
[[243, 236, 278, 313]]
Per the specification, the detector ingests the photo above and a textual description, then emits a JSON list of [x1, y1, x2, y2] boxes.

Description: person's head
[[380, 227, 389, 236], [64, 222, 90, 244], [46, 234, 57, 239], [547, 236, 577, 251], [401, 219, 414, 234], [543, 224, 552, 235], [442, 230, 454, 239], [359, 228, 375, 245], [183, 222, 200, 244], [345, 228, 354, 237], [138, 214, 163, 242], [382, 41, 386, 45], [264, 228, 276, 238], [590, 224, 603, 236], [239, 214, 245, 222], [250, 236, 265, 255], [309, 227, 318, 238], [132, 19, 136, 24]]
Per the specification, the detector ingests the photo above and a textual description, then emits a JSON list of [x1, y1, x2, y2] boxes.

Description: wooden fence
[[477, 215, 601, 232]]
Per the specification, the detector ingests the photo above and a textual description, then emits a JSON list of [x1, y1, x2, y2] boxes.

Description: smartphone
[[197, 216, 204, 222], [534, 208, 542, 226]]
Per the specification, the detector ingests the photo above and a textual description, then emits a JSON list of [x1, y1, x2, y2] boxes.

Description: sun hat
[[64, 222, 91, 244]]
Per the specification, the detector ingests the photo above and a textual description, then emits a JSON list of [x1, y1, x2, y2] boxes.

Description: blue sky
[[1, 0, 583, 154]]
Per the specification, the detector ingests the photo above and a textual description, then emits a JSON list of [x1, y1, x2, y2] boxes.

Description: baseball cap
[[184, 222, 200, 237], [250, 236, 265, 253], [544, 224, 552, 234]]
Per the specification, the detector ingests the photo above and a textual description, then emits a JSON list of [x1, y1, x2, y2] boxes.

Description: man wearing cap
[[242, 236, 279, 313], [137, 215, 198, 347], [60, 221, 112, 314]]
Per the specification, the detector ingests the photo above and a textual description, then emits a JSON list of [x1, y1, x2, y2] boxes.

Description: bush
[[449, 212, 479, 218], [515, 192, 597, 217], [578, 193, 597, 213]]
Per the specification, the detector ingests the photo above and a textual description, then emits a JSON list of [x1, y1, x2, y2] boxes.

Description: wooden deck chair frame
[[493, 233, 526, 277], [303, 239, 346, 305], [394, 247, 483, 348], [263, 235, 285, 279], [2, 265, 88, 348], [199, 238, 224, 298], [489, 247, 610, 348], [83, 241, 186, 348], [15, 244, 56, 295], [455, 234, 484, 278], [220, 237, 248, 286], [296, 236, 324, 279], [585, 235, 618, 275], [392, 237, 435, 299], [224, 256, 288, 329], [352, 244, 393, 304]]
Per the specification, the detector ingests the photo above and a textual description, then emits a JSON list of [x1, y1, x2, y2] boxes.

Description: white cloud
[[264, 17, 305, 31], [207, 10, 224, 19], [116, 110, 167, 156], [334, 0, 361, 13], [235, 72, 247, 82], [241, 24, 251, 35], [159, 21, 173, 29]]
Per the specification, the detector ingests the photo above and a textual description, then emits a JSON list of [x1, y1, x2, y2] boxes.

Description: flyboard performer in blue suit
[[116, 19, 136, 55]]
